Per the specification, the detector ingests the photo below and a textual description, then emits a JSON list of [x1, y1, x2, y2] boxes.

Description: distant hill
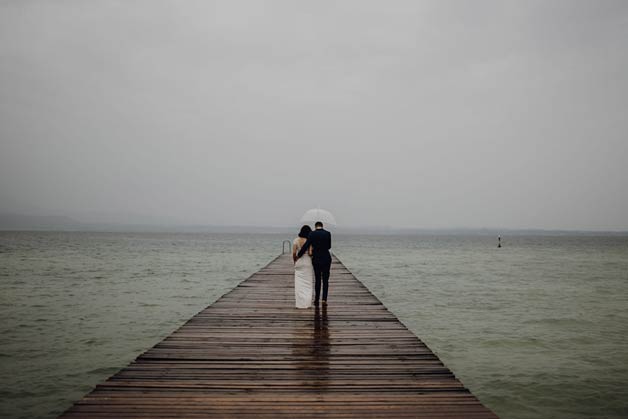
[[0, 213, 84, 230], [1, 213, 626, 235]]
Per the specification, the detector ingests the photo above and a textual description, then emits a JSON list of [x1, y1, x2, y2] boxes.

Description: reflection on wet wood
[[59, 254, 498, 418]]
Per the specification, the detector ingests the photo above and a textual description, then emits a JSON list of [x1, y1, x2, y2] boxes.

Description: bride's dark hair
[[298, 225, 312, 238]]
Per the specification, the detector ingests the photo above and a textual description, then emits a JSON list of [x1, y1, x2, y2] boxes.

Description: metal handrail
[[282, 240, 292, 254]]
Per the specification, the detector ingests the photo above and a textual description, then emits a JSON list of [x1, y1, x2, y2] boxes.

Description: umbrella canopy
[[300, 208, 337, 227]]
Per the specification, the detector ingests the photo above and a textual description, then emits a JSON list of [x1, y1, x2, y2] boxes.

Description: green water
[[1, 231, 627, 418]]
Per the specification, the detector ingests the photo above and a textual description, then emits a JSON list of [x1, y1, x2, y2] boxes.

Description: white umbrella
[[300, 208, 337, 227]]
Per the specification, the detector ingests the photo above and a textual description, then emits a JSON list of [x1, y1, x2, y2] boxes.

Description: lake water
[[1, 231, 627, 418]]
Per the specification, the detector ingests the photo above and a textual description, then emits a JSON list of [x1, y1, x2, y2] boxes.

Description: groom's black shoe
[[321, 300, 327, 305], [313, 300, 319, 305]]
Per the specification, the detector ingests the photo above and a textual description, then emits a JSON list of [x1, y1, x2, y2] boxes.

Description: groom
[[297, 221, 332, 305]]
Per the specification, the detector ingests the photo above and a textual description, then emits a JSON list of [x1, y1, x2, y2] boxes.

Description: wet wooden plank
[[59, 254, 498, 418]]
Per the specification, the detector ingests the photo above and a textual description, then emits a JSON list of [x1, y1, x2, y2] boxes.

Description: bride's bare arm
[[308, 246, 313, 256], [292, 242, 299, 263], [297, 238, 311, 258]]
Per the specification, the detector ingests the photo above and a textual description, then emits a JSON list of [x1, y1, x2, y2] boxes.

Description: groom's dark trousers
[[313, 262, 331, 303], [297, 227, 332, 303]]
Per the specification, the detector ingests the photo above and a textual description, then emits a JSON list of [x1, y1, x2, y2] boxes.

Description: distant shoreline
[[2, 227, 627, 236], [2, 213, 627, 235]]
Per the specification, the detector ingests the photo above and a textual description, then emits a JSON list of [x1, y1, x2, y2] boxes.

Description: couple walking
[[292, 221, 332, 309]]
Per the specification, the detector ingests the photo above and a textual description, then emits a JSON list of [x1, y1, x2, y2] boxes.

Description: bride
[[293, 225, 314, 309]]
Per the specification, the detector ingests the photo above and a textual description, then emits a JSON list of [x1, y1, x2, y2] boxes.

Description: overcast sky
[[1, 0, 627, 230]]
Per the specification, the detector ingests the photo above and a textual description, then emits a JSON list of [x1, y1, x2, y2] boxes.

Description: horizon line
[[1, 212, 627, 233]]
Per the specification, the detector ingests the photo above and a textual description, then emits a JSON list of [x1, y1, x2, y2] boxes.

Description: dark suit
[[297, 228, 332, 303]]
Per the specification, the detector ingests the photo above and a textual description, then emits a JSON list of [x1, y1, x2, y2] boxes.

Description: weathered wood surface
[[60, 254, 498, 418]]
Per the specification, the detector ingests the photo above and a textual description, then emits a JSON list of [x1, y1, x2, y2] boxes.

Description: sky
[[1, 0, 627, 230]]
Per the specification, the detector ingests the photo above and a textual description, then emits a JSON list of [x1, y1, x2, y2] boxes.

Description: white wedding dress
[[293, 238, 314, 309]]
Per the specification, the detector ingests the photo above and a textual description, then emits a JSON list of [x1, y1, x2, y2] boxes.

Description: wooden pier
[[60, 254, 498, 418]]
